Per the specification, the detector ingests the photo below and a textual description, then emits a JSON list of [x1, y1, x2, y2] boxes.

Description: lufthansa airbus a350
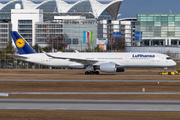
[[9, 31, 176, 75]]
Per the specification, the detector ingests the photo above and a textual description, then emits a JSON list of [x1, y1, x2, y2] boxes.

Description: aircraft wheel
[[95, 71, 99, 75], [168, 72, 171, 75], [90, 71, 94, 75], [158, 72, 162, 75], [85, 71, 89, 75]]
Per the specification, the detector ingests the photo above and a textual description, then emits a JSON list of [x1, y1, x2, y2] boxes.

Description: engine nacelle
[[116, 67, 125, 72], [100, 63, 116, 73]]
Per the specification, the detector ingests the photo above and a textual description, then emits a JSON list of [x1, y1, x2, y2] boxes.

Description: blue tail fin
[[9, 31, 37, 54]]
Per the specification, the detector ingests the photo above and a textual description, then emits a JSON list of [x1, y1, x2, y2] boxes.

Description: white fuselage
[[18, 52, 176, 68]]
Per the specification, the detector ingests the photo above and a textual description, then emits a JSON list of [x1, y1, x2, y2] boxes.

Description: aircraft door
[[150, 57, 155, 65], [156, 55, 160, 62], [41, 55, 45, 62], [125, 55, 129, 62]]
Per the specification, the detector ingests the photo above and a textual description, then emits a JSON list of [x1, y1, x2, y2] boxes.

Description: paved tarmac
[[0, 93, 8, 97], [0, 79, 180, 82], [2, 92, 180, 95], [1, 75, 179, 112], [1, 99, 180, 111], [0, 73, 179, 77]]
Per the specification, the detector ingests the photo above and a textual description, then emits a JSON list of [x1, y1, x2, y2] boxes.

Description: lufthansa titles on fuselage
[[132, 54, 155, 59]]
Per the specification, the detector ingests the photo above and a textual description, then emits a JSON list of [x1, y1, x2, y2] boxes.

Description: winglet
[[9, 31, 37, 54]]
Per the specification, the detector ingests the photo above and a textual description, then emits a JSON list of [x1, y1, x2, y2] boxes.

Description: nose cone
[[173, 60, 177, 66]]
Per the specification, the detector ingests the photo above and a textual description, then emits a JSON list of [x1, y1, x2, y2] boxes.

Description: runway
[[0, 74, 180, 112], [1, 99, 180, 111], [0, 79, 180, 82], [2, 92, 180, 95], [0, 73, 178, 77]]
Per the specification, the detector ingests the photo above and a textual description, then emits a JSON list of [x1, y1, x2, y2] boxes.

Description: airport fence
[[0, 59, 52, 69]]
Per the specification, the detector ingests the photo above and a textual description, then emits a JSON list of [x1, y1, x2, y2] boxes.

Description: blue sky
[[119, 0, 180, 18]]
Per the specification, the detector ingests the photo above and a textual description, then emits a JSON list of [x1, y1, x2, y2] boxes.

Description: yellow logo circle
[[16, 38, 25, 48]]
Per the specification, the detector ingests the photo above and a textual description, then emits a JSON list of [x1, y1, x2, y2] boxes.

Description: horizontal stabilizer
[[7, 54, 28, 60]]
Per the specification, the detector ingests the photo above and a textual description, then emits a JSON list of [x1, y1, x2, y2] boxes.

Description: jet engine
[[100, 63, 116, 73], [99, 63, 125, 73]]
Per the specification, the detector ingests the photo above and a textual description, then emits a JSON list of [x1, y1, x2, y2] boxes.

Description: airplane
[[9, 31, 176, 75]]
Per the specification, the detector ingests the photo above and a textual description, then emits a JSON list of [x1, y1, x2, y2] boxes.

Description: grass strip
[[2, 94, 180, 100], [1, 82, 180, 92], [0, 111, 180, 120]]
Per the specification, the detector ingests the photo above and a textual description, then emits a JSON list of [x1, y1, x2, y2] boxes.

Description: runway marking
[[0, 93, 8, 97]]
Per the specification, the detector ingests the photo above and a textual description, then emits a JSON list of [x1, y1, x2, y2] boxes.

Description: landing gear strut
[[85, 71, 99, 75]]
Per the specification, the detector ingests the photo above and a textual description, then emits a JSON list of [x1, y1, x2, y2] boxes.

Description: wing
[[46, 53, 99, 65], [7, 54, 28, 60]]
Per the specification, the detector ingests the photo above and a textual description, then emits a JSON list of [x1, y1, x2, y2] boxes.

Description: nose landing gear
[[85, 71, 99, 75]]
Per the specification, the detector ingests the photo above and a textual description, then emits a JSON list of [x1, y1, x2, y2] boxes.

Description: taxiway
[[0, 99, 180, 112]]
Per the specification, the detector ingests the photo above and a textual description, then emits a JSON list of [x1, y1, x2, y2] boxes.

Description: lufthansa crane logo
[[16, 38, 25, 48]]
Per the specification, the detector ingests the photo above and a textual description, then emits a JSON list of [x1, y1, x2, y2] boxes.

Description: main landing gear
[[85, 71, 99, 75]]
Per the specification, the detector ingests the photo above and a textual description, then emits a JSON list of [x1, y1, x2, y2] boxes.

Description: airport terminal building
[[1, 0, 180, 52], [137, 13, 180, 46], [125, 14, 180, 56], [0, 0, 123, 50]]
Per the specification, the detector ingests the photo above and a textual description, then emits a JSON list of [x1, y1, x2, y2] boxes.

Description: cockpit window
[[166, 57, 172, 60]]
